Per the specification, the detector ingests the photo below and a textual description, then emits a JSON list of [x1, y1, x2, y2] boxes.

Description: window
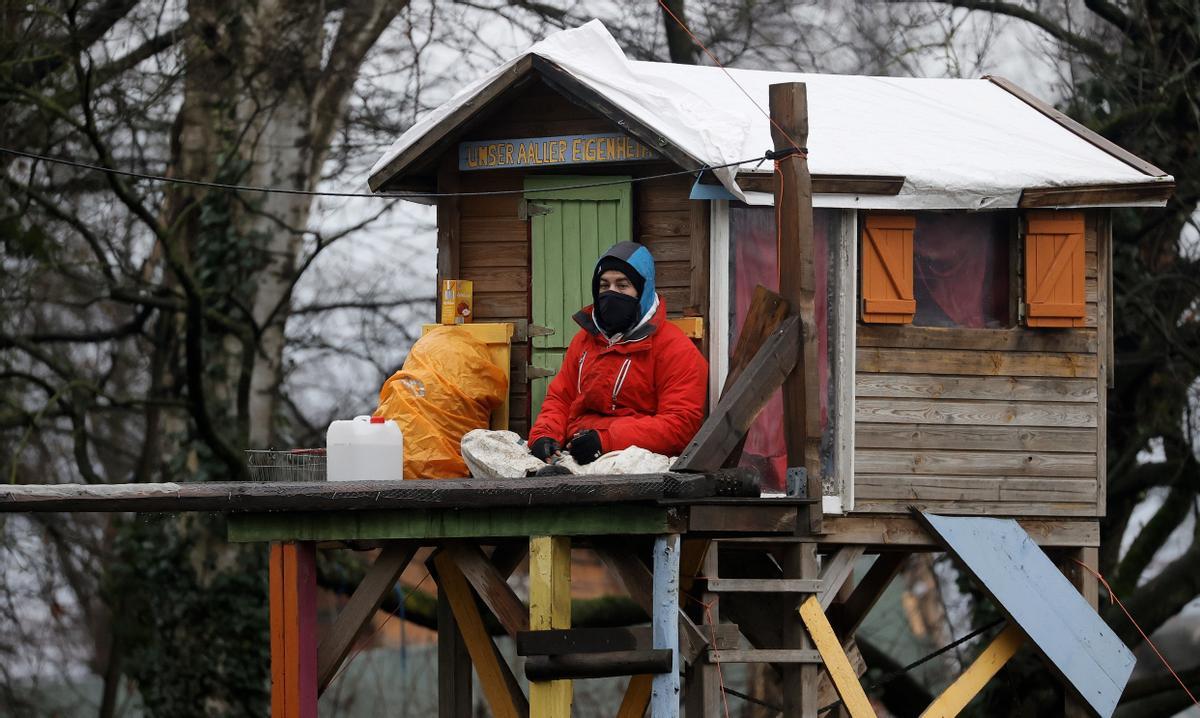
[[727, 204, 840, 493], [913, 212, 1011, 328], [859, 211, 1012, 329]]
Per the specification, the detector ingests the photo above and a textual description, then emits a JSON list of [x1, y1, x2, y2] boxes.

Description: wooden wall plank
[[855, 397, 1097, 428], [855, 448, 1097, 477], [820, 517, 1100, 547], [855, 374, 1098, 403], [850, 499, 1098, 517], [473, 293, 528, 319], [855, 476, 1098, 503], [461, 218, 527, 243], [856, 325, 1096, 354], [856, 348, 1097, 378], [460, 266, 530, 294], [855, 423, 1097, 453], [461, 242, 528, 268]]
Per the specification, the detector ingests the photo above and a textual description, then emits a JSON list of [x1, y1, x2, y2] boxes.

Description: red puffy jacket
[[528, 297, 708, 457]]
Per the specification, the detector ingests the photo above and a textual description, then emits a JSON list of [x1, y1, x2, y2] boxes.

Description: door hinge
[[518, 199, 553, 220], [528, 324, 556, 338], [526, 365, 557, 380]]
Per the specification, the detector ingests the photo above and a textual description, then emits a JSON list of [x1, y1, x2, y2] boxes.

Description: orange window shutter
[[861, 214, 916, 324], [1025, 210, 1086, 328]]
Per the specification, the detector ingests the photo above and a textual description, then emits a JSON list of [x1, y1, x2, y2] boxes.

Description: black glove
[[530, 437, 561, 462], [567, 429, 603, 465]]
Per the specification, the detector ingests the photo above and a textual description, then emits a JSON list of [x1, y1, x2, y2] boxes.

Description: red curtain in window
[[913, 213, 1009, 329], [730, 207, 829, 492]]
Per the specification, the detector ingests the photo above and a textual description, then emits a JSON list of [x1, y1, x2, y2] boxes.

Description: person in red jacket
[[528, 241, 708, 465]]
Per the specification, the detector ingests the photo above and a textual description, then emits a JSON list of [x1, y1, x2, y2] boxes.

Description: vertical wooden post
[[438, 587, 473, 718], [436, 154, 461, 323], [651, 534, 681, 718], [529, 536, 572, 718], [1064, 546, 1100, 717], [769, 82, 823, 531], [685, 542, 723, 718], [269, 541, 317, 718], [783, 542, 819, 718]]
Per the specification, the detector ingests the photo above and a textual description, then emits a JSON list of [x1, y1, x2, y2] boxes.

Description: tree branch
[[1106, 539, 1200, 647], [916, 0, 1114, 61]]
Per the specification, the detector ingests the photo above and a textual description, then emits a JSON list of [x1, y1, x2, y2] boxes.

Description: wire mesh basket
[[245, 448, 327, 482]]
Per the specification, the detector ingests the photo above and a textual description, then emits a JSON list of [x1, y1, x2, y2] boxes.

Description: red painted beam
[[270, 542, 317, 718]]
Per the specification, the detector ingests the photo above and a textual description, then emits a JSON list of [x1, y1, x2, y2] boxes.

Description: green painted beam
[[227, 505, 676, 543]]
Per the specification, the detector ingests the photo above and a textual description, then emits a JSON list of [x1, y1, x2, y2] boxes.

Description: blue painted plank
[[919, 512, 1134, 718], [651, 534, 680, 718]]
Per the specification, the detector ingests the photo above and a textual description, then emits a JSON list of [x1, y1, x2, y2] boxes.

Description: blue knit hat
[[592, 242, 657, 317]]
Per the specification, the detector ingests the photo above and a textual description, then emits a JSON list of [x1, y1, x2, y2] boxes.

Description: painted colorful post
[[529, 536, 573, 717], [651, 534, 681, 718], [269, 541, 318, 718]]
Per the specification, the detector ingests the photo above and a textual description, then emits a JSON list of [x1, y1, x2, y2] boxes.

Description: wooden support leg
[[783, 543, 819, 718], [651, 534, 681, 718], [432, 551, 528, 718], [437, 585, 472, 718], [798, 596, 876, 718], [686, 541, 723, 718], [317, 542, 415, 694], [529, 536, 572, 718], [270, 541, 317, 718], [919, 623, 1025, 718], [1063, 546, 1099, 718]]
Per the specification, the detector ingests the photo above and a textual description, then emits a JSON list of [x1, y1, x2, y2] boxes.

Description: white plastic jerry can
[[326, 415, 404, 482]]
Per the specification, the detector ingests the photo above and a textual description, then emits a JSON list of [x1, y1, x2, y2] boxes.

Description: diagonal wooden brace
[[432, 550, 529, 718], [317, 541, 416, 694]]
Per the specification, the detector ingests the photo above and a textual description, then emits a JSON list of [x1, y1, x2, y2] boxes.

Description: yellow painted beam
[[529, 536, 572, 718], [798, 595, 877, 718], [920, 623, 1026, 718], [616, 674, 653, 718], [432, 551, 527, 718]]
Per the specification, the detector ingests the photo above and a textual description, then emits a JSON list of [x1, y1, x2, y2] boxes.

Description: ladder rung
[[705, 578, 823, 593], [708, 649, 822, 664]]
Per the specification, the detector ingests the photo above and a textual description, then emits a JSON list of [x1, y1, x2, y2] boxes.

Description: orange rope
[[655, 0, 807, 157], [682, 590, 732, 718], [1072, 559, 1199, 705]]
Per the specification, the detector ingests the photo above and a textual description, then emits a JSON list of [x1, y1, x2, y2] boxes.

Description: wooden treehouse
[[1, 20, 1175, 718]]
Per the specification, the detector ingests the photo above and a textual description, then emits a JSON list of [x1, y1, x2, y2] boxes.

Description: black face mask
[[594, 291, 640, 335]]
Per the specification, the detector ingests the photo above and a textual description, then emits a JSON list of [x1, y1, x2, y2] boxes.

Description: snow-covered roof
[[370, 20, 1172, 210]]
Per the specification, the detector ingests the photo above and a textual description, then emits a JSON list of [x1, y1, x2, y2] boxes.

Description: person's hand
[[530, 437, 561, 463], [567, 429, 603, 465]]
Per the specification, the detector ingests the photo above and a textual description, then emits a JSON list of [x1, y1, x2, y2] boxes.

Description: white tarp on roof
[[371, 20, 1170, 210]]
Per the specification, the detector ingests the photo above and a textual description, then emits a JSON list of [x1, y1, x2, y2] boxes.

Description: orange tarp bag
[[375, 326, 508, 480]]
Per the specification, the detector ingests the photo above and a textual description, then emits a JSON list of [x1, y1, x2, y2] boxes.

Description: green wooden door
[[525, 176, 632, 424]]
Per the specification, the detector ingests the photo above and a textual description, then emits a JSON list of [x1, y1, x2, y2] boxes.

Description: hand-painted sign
[[459, 133, 658, 171]]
